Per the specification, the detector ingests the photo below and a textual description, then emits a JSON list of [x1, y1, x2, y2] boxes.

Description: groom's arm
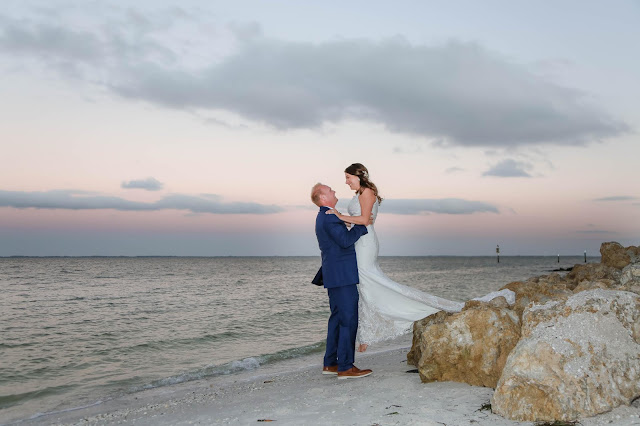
[[324, 215, 368, 248]]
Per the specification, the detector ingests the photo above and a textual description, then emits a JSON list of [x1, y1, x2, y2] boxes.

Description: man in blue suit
[[311, 183, 372, 379]]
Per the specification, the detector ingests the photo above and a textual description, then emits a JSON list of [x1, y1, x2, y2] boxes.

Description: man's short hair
[[311, 183, 325, 206]]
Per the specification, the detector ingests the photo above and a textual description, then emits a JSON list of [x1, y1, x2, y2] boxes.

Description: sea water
[[0, 256, 591, 423]]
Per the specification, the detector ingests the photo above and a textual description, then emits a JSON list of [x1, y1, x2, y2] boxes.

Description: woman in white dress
[[326, 163, 514, 352]]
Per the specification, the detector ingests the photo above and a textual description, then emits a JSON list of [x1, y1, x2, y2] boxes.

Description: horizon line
[[1, 254, 602, 258]]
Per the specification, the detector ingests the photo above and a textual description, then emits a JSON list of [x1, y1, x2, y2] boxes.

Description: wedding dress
[[348, 195, 515, 346]]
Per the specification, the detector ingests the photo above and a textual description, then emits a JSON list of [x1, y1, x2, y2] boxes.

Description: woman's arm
[[324, 214, 368, 248], [328, 188, 375, 225]]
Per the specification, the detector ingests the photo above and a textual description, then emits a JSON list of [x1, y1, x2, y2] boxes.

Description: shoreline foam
[[1, 340, 327, 425]]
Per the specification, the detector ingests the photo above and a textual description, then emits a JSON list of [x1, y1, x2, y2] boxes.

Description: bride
[[326, 163, 514, 352]]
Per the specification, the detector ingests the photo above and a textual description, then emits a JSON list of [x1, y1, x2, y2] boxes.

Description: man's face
[[321, 185, 338, 207]]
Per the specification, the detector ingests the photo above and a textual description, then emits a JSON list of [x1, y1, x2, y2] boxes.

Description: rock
[[491, 289, 640, 422], [618, 262, 640, 295], [463, 296, 509, 310], [570, 262, 640, 295], [407, 311, 450, 366], [572, 265, 640, 296], [621, 262, 640, 286], [501, 277, 574, 319], [600, 241, 636, 269], [416, 303, 520, 388], [550, 267, 573, 272], [566, 262, 621, 285], [572, 279, 618, 293]]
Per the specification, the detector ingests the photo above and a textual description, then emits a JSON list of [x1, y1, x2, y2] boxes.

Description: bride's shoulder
[[360, 187, 375, 197]]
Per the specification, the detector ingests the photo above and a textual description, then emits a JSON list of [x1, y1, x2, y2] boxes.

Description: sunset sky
[[1, 0, 638, 256]]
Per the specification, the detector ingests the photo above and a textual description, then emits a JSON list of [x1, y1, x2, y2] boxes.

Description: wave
[[132, 340, 325, 392], [0, 342, 35, 349], [5, 399, 105, 425], [0, 385, 75, 411], [0, 342, 325, 425]]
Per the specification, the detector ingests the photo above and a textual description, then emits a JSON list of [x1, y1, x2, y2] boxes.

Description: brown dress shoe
[[322, 365, 338, 375], [337, 366, 372, 380]]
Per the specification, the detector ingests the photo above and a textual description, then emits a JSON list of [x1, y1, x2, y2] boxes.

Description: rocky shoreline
[[409, 241, 640, 423]]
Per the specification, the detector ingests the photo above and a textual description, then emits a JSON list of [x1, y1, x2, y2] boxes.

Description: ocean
[[0, 255, 593, 424]]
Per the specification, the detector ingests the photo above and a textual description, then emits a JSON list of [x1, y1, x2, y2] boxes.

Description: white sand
[[19, 336, 640, 426]]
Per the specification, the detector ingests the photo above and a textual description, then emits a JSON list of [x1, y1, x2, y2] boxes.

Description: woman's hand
[[326, 209, 351, 226], [326, 208, 375, 226]]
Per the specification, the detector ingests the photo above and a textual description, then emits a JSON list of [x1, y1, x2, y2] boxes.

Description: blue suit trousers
[[324, 284, 359, 372]]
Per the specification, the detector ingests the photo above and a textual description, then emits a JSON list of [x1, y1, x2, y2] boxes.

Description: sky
[[0, 0, 638, 256]]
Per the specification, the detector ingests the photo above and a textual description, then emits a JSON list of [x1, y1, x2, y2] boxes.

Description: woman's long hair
[[345, 163, 383, 204]]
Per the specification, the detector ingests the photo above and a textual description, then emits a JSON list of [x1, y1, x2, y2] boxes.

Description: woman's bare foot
[[358, 343, 368, 352]]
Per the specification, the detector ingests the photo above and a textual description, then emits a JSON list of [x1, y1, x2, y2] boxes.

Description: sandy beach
[[12, 335, 638, 426]]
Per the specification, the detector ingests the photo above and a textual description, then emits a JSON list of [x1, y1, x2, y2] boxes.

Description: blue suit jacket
[[315, 206, 368, 288]]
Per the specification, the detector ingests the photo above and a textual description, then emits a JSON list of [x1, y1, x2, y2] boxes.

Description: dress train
[[347, 195, 515, 346]]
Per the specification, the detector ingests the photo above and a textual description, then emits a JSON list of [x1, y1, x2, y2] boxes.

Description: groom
[[311, 183, 372, 379]]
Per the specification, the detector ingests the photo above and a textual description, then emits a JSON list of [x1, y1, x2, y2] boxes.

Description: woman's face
[[345, 173, 360, 191]]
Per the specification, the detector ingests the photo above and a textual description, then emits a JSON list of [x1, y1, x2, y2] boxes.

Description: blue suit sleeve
[[324, 216, 368, 248]]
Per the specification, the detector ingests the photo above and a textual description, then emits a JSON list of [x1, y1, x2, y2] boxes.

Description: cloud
[[122, 177, 164, 191], [0, 190, 496, 216], [0, 190, 282, 214], [112, 38, 628, 147], [382, 198, 499, 215], [483, 159, 532, 177], [393, 144, 423, 154], [593, 196, 638, 202], [576, 230, 616, 234], [445, 167, 465, 174], [0, 10, 628, 148], [0, 24, 103, 63], [153, 194, 281, 214]]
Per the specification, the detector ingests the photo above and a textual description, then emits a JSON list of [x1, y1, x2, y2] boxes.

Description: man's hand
[[367, 215, 375, 226]]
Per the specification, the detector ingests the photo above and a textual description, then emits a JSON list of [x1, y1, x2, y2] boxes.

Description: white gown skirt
[[354, 224, 514, 346]]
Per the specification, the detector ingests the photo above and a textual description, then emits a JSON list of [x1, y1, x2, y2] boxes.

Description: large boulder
[[491, 289, 640, 422], [501, 275, 574, 319], [566, 262, 621, 286], [600, 241, 638, 269], [572, 278, 618, 293], [573, 263, 640, 296], [620, 262, 640, 295], [416, 302, 520, 388], [407, 310, 450, 366], [463, 295, 510, 310]]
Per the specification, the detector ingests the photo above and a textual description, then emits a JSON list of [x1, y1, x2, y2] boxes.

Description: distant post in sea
[[584, 250, 587, 263], [557, 254, 560, 263], [496, 244, 500, 263]]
